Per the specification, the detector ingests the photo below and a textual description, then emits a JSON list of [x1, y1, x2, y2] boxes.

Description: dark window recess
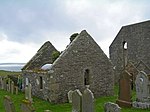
[[40, 76, 43, 89], [84, 69, 90, 85]]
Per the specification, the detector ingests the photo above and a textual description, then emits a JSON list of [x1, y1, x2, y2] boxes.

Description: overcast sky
[[0, 0, 149, 63]]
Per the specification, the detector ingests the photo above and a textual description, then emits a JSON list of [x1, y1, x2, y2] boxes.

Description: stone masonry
[[109, 20, 150, 82]]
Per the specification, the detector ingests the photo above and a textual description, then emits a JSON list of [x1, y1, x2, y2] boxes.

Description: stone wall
[[22, 71, 49, 101], [48, 30, 114, 103], [22, 41, 58, 70], [109, 20, 150, 82]]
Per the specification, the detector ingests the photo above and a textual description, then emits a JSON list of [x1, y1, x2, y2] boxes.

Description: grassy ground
[[0, 70, 150, 112], [0, 70, 21, 76], [0, 86, 150, 112]]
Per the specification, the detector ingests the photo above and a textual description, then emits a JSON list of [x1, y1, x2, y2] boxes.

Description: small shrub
[[70, 33, 78, 42], [52, 51, 60, 63]]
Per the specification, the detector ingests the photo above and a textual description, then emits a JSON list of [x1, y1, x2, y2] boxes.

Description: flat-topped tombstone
[[3, 95, 16, 112], [82, 87, 94, 112], [135, 71, 150, 102], [104, 102, 121, 112], [68, 90, 73, 103], [116, 70, 132, 107], [72, 89, 82, 112], [20, 100, 35, 112]]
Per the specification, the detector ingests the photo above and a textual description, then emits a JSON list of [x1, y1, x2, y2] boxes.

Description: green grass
[[0, 70, 21, 76], [0, 86, 150, 112]]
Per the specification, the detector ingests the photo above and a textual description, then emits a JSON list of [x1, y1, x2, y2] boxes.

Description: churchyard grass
[[0, 85, 150, 112]]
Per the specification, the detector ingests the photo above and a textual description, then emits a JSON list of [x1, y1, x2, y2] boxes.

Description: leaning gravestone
[[82, 87, 94, 112], [135, 71, 149, 102], [104, 102, 121, 112], [72, 89, 82, 112], [20, 100, 35, 112], [133, 71, 150, 109], [3, 95, 16, 112], [68, 90, 73, 103], [116, 70, 132, 107]]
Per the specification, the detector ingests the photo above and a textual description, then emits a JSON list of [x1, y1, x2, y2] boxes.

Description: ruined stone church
[[22, 30, 114, 103], [109, 20, 150, 82]]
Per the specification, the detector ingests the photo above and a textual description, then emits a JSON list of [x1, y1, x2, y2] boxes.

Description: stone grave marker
[[0, 77, 4, 89], [72, 89, 82, 112], [14, 86, 18, 95], [28, 83, 32, 102], [20, 100, 35, 112], [11, 81, 14, 94], [8, 78, 11, 92], [135, 71, 150, 102], [68, 90, 73, 103], [25, 85, 28, 99], [3, 95, 16, 112], [3, 78, 7, 90], [82, 87, 94, 112], [116, 70, 132, 107], [104, 102, 121, 112]]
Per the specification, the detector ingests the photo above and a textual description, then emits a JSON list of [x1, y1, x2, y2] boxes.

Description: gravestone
[[3, 95, 16, 112], [82, 87, 94, 112], [28, 83, 32, 102], [3, 78, 7, 90], [0, 77, 4, 89], [11, 81, 14, 94], [72, 89, 82, 112], [8, 78, 11, 92], [25, 85, 28, 99], [104, 102, 121, 112], [14, 86, 18, 95], [68, 90, 73, 103], [135, 71, 150, 102], [20, 100, 35, 112], [116, 70, 132, 107]]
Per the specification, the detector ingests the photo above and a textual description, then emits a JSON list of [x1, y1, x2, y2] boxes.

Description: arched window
[[123, 41, 128, 50], [84, 69, 90, 85], [39, 76, 43, 89]]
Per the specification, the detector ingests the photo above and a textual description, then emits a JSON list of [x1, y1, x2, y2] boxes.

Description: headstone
[[28, 83, 32, 102], [0, 77, 4, 89], [104, 102, 121, 112], [8, 78, 11, 92], [25, 85, 28, 99], [68, 90, 73, 103], [3, 95, 16, 112], [82, 87, 94, 112], [11, 81, 14, 94], [14, 86, 18, 95], [116, 70, 132, 107], [20, 100, 35, 112], [72, 89, 82, 112], [4, 78, 7, 90], [135, 71, 150, 102]]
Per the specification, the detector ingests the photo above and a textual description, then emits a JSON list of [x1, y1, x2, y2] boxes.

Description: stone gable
[[22, 41, 58, 70], [48, 30, 114, 103], [109, 20, 150, 82]]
